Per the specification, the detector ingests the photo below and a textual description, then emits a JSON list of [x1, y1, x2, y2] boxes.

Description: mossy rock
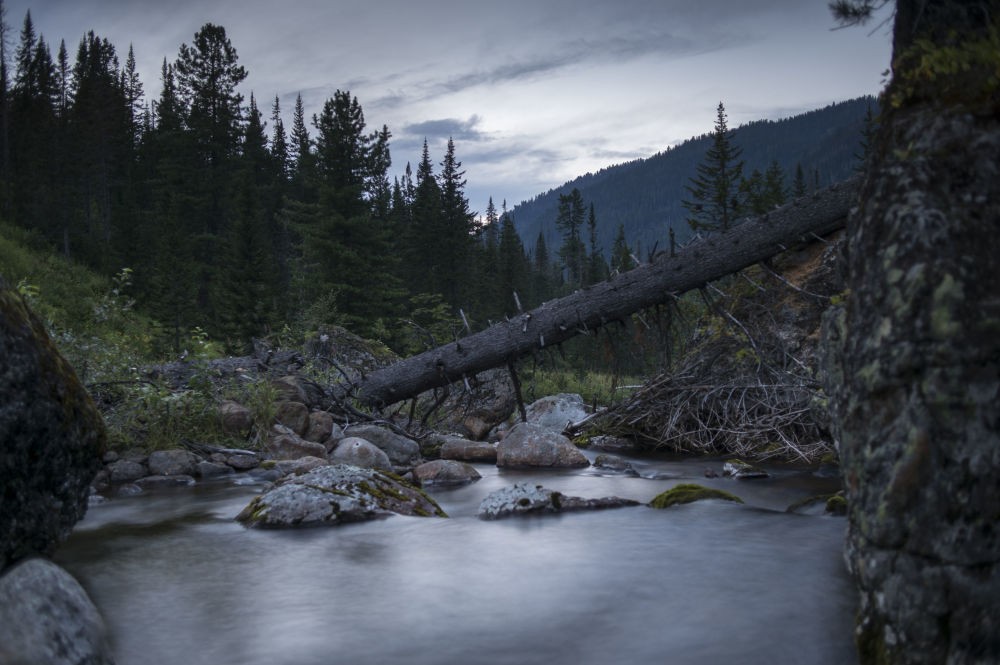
[[649, 483, 744, 509]]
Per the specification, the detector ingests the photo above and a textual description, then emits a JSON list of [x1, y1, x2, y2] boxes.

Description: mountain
[[511, 96, 876, 259]]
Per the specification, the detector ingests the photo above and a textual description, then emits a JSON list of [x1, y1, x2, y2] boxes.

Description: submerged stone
[[236, 464, 447, 528], [722, 459, 770, 479], [648, 483, 744, 509]]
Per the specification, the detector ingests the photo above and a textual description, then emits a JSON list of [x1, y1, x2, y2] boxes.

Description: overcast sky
[[6, 0, 893, 217]]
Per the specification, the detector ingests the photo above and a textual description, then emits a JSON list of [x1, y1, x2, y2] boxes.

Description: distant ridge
[[511, 96, 876, 258]]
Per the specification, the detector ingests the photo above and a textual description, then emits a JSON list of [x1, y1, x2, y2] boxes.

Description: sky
[[5, 0, 893, 218]]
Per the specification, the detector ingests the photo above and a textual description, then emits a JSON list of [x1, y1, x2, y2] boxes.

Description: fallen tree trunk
[[357, 176, 860, 407]]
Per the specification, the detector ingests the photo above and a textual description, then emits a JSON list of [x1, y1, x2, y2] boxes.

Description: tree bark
[[823, 2, 1000, 663], [357, 175, 859, 407]]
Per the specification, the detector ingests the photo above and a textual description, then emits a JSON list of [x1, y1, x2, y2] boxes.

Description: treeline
[[0, 14, 610, 356]]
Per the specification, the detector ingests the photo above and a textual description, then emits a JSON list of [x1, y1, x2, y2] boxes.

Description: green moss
[[649, 483, 744, 509], [825, 494, 848, 516]]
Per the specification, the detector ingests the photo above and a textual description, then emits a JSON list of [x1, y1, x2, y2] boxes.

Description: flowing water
[[56, 453, 857, 665]]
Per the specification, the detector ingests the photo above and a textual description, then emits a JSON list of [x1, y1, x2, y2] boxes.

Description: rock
[[147, 449, 200, 476], [136, 474, 196, 489], [226, 453, 259, 470], [328, 437, 393, 471], [722, 459, 770, 479], [496, 422, 589, 468], [304, 410, 336, 443], [342, 424, 420, 466], [107, 459, 147, 483], [648, 484, 744, 509], [115, 483, 143, 497], [236, 464, 447, 528], [478, 483, 638, 520], [0, 558, 114, 664], [271, 456, 329, 477], [196, 461, 235, 478], [275, 400, 310, 436], [437, 435, 498, 463], [412, 460, 481, 486], [219, 399, 252, 436], [586, 435, 640, 454], [525, 393, 588, 432], [272, 375, 326, 408], [101, 450, 119, 464], [266, 432, 328, 460], [593, 454, 639, 476], [0, 281, 106, 570]]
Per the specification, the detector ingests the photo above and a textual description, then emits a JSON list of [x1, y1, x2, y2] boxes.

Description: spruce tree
[[555, 187, 587, 288], [682, 101, 745, 232]]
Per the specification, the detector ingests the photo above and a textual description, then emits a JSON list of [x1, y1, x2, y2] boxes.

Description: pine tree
[[555, 187, 587, 288], [586, 202, 608, 284], [683, 101, 745, 232], [610, 223, 633, 274], [793, 162, 808, 198], [269, 95, 289, 180], [497, 208, 529, 315], [436, 137, 476, 309]]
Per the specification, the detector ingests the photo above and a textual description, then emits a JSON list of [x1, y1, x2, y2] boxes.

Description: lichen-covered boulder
[[412, 459, 481, 486], [328, 436, 392, 471], [0, 280, 106, 571], [236, 464, 447, 528], [648, 483, 744, 509], [342, 423, 420, 466], [478, 483, 638, 520], [0, 558, 114, 664], [496, 422, 589, 468]]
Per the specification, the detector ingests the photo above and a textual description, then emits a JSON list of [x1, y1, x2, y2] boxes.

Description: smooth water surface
[[56, 453, 857, 665]]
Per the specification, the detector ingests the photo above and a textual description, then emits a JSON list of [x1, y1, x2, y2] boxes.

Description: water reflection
[[56, 455, 856, 665]]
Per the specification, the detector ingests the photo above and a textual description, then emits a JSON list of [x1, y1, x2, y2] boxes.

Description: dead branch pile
[[591, 361, 830, 461], [577, 234, 844, 462]]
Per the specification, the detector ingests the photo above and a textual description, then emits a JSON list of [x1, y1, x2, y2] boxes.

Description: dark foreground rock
[[0, 558, 115, 664], [478, 483, 638, 520], [0, 279, 106, 570], [236, 464, 447, 528]]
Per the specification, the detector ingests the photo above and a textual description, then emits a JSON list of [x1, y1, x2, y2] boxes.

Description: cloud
[[402, 115, 489, 142]]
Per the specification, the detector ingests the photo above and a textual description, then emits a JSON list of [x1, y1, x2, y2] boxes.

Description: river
[[55, 452, 857, 665]]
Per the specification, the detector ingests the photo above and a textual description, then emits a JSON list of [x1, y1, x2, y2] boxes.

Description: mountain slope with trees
[[511, 96, 876, 259]]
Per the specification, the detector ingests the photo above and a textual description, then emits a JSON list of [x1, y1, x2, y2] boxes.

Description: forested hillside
[[512, 96, 876, 258], [0, 8, 874, 360]]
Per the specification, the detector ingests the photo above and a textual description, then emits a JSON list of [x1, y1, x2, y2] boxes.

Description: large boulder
[[525, 393, 588, 432], [342, 424, 420, 466], [478, 483, 638, 520], [328, 437, 392, 471], [0, 280, 106, 571], [496, 422, 589, 468], [0, 558, 114, 664], [236, 464, 447, 528]]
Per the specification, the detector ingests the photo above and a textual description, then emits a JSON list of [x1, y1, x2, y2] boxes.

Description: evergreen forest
[[0, 11, 871, 363]]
